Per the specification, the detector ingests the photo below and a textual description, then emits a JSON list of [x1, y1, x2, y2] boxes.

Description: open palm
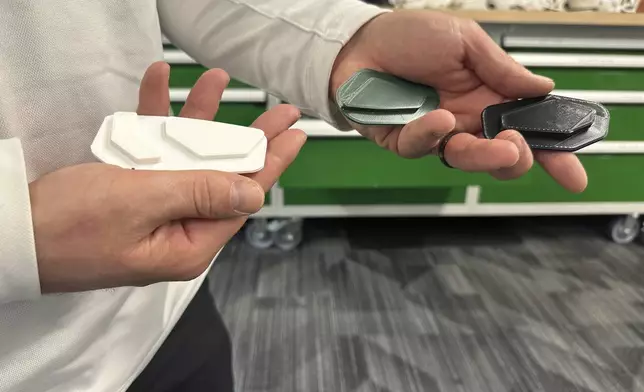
[[134, 62, 306, 282], [331, 10, 587, 193]]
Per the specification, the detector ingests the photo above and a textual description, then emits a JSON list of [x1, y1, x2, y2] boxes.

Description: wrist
[[329, 12, 388, 103]]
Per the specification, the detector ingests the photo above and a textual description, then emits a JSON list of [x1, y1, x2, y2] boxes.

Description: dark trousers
[[127, 279, 234, 392]]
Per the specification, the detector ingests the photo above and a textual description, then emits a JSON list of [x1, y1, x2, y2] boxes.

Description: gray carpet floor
[[208, 217, 644, 392]]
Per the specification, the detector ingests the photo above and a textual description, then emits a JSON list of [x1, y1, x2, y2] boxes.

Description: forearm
[[0, 138, 40, 304], [157, 0, 388, 127]]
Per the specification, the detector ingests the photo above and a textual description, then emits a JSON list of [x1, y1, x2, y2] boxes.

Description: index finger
[[462, 20, 554, 99], [534, 150, 588, 193]]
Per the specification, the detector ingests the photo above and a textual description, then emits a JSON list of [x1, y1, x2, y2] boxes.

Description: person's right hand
[[330, 10, 587, 193], [29, 62, 307, 294]]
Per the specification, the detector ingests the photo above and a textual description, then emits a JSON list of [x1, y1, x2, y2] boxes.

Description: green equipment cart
[[164, 10, 644, 250]]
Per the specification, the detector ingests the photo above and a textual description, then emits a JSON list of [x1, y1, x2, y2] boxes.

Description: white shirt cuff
[[0, 138, 41, 304], [307, 4, 391, 130]]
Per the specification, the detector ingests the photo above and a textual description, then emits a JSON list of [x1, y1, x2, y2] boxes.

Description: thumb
[[135, 170, 265, 225], [462, 20, 554, 98]]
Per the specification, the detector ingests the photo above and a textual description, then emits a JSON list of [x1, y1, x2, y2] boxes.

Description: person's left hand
[[330, 9, 587, 193], [30, 62, 307, 293]]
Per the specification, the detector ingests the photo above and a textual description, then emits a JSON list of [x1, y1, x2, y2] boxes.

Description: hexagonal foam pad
[[91, 112, 267, 174]]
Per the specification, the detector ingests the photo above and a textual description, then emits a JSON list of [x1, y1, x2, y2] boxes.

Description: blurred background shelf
[[162, 6, 644, 248], [438, 10, 644, 25]]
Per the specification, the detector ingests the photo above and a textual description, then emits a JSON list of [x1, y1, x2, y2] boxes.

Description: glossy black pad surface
[[482, 95, 609, 152]]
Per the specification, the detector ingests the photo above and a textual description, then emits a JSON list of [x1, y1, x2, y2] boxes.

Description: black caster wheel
[[245, 219, 274, 249], [608, 215, 641, 244]]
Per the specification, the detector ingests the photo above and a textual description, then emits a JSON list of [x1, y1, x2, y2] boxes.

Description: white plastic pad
[[91, 112, 267, 173]]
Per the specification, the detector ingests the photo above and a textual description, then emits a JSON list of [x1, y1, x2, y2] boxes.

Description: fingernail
[[534, 73, 554, 85], [296, 131, 308, 145], [508, 133, 523, 147], [231, 180, 264, 214]]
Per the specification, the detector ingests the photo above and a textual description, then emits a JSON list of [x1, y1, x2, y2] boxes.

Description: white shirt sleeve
[[157, 0, 389, 130], [0, 138, 40, 304]]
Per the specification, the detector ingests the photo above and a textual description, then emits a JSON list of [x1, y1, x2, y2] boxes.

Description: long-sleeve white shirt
[[0, 1, 386, 390]]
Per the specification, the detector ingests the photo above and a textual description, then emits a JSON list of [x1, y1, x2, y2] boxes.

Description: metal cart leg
[[608, 213, 641, 244]]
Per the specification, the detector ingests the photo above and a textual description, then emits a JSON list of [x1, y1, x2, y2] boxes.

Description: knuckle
[[461, 18, 480, 33], [265, 150, 286, 172], [191, 174, 233, 217], [496, 129, 523, 142], [460, 18, 482, 44]]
